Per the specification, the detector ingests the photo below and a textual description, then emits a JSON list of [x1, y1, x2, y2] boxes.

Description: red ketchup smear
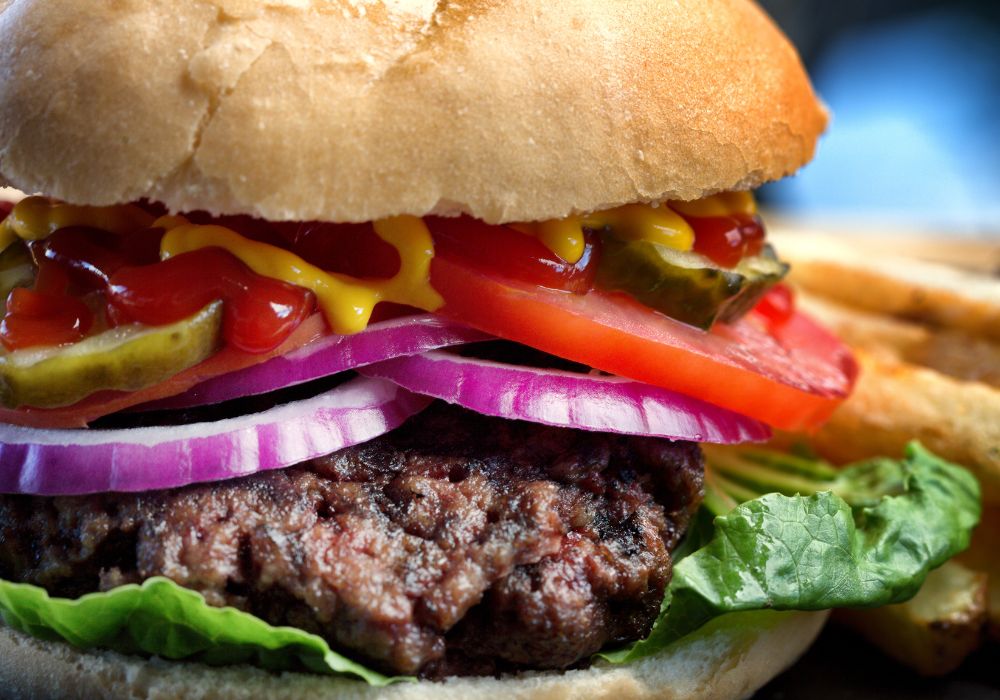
[[427, 216, 599, 294], [109, 249, 314, 354], [1, 262, 93, 349], [2, 221, 314, 354], [752, 283, 796, 331], [688, 213, 766, 268]]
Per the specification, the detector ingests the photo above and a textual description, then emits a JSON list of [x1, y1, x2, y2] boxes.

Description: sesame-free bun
[[0, 610, 827, 700], [0, 0, 825, 224]]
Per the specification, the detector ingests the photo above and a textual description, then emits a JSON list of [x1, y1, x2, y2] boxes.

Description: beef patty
[[0, 404, 703, 677]]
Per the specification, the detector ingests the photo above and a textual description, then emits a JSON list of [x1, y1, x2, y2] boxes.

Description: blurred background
[[757, 0, 1000, 235], [755, 5, 1000, 698]]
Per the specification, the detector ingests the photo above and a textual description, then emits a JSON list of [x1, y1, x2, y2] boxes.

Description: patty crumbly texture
[[0, 404, 703, 677]]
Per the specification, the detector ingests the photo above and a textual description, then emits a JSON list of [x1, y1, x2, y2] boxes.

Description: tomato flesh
[[429, 255, 855, 432], [0, 200, 854, 433]]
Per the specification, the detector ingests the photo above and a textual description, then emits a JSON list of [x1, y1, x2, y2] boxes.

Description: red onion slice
[[138, 314, 489, 411], [360, 350, 771, 444], [0, 376, 430, 496]]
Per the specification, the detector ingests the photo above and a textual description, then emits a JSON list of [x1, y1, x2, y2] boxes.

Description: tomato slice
[[0, 211, 853, 431], [429, 255, 856, 431]]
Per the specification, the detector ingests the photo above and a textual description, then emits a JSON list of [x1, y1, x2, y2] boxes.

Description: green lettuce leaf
[[603, 442, 981, 663], [0, 576, 406, 685], [0, 443, 979, 682]]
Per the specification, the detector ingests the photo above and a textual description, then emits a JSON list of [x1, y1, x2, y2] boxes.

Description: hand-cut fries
[[769, 231, 1000, 505], [836, 560, 987, 676], [766, 227, 1000, 673], [797, 293, 1000, 388], [775, 347, 1000, 503], [958, 506, 1000, 641], [773, 231, 1000, 341]]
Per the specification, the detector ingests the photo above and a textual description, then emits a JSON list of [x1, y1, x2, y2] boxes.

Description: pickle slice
[[0, 302, 223, 409], [719, 248, 790, 323], [0, 241, 35, 304], [595, 234, 787, 329]]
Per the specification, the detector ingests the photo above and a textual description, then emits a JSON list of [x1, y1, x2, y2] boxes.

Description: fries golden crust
[[958, 507, 1000, 641], [770, 232, 1000, 504], [835, 561, 988, 676], [770, 230, 1000, 669], [790, 350, 1000, 503], [774, 234, 1000, 341], [796, 293, 1000, 388]]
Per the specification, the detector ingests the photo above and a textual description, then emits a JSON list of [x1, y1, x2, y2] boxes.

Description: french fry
[[958, 506, 1000, 641], [763, 229, 1000, 671], [835, 560, 988, 676], [771, 231, 1000, 340], [796, 292, 1000, 388], [766, 222, 1000, 274], [771, 350, 1000, 504]]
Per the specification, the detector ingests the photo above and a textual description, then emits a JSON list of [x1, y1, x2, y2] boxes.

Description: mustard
[[668, 191, 757, 218], [0, 190, 758, 337], [0, 196, 154, 251], [512, 192, 757, 263], [158, 215, 443, 335], [580, 204, 695, 252], [513, 202, 702, 264]]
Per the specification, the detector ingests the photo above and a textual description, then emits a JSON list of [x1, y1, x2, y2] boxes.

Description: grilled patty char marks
[[0, 404, 703, 677]]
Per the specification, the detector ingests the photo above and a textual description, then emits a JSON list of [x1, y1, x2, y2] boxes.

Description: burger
[[0, 1, 980, 698]]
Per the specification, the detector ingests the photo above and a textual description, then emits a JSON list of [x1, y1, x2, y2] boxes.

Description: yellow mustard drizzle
[[0, 190, 758, 335], [509, 219, 588, 264], [580, 204, 695, 251], [157, 215, 443, 335], [513, 203, 696, 264], [668, 191, 757, 218], [0, 196, 154, 252]]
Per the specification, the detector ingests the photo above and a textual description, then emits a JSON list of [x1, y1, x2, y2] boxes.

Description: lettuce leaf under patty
[[602, 442, 981, 662], [0, 443, 980, 682], [0, 574, 401, 685]]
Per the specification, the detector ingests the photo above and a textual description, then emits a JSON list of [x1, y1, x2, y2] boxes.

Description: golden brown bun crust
[[0, 0, 826, 224], [0, 610, 827, 700]]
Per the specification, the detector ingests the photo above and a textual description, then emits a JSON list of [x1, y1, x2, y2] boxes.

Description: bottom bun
[[0, 609, 827, 700]]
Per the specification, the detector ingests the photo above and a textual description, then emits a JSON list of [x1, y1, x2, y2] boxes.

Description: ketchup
[[2, 221, 314, 353], [0, 257, 92, 350], [428, 216, 599, 294], [273, 221, 401, 279], [753, 283, 796, 329], [689, 214, 765, 268], [109, 249, 314, 354], [33, 225, 163, 289]]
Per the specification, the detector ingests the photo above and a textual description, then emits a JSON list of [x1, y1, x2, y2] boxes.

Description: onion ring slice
[[137, 314, 489, 411], [0, 376, 431, 495], [360, 349, 771, 444]]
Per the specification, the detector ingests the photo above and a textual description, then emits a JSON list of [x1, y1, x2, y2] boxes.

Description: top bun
[[0, 0, 826, 224]]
